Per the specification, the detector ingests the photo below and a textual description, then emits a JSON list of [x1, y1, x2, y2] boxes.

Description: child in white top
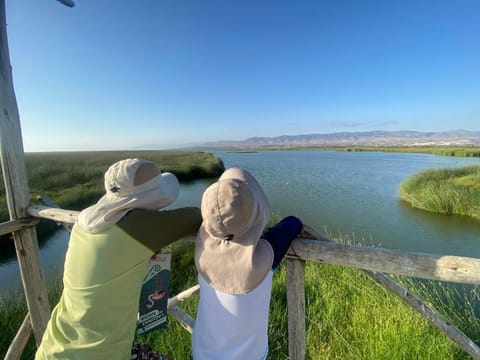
[[192, 167, 303, 360]]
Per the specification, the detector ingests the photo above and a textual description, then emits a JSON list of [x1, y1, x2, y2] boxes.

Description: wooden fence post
[[0, 0, 50, 345], [286, 257, 306, 360]]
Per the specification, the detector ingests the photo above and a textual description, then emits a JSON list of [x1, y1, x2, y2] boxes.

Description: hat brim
[[195, 224, 273, 295], [77, 171, 180, 233], [194, 167, 273, 294]]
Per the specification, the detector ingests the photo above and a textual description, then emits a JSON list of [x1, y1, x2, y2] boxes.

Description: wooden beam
[[287, 238, 480, 284], [286, 258, 306, 360], [0, 218, 38, 237], [4, 313, 32, 360], [0, 0, 50, 344], [27, 205, 79, 225], [167, 305, 195, 333], [35, 195, 75, 231], [167, 284, 199, 309]]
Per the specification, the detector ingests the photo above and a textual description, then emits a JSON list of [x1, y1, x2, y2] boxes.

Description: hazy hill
[[202, 130, 480, 149]]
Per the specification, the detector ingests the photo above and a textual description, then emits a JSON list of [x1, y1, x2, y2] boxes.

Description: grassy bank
[[2, 236, 479, 359], [400, 165, 480, 220]]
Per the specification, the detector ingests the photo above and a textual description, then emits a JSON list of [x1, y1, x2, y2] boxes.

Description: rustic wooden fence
[[2, 205, 480, 359]]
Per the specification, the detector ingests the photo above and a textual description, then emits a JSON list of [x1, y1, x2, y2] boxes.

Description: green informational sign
[[137, 253, 171, 335]]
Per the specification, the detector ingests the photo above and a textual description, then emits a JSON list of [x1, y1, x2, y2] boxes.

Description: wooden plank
[[286, 258, 306, 360], [0, 0, 50, 345], [287, 237, 480, 284], [27, 205, 79, 225], [4, 313, 32, 360], [167, 305, 195, 333], [167, 284, 200, 309], [36, 195, 75, 231], [10, 228, 51, 345], [0, 218, 38, 237]]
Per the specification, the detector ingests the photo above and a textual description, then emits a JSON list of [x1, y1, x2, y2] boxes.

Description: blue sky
[[6, 0, 480, 152]]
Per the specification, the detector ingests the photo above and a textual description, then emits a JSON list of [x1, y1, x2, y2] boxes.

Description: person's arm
[[118, 207, 202, 252], [261, 215, 303, 270]]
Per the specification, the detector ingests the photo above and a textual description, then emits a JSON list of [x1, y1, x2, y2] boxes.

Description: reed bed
[[241, 146, 480, 157], [315, 146, 480, 157], [400, 165, 480, 220], [0, 150, 224, 224]]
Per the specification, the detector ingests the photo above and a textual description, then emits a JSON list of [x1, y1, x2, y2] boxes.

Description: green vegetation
[[336, 146, 480, 157], [400, 165, 480, 220], [0, 150, 224, 223], [219, 145, 480, 157], [2, 233, 479, 359]]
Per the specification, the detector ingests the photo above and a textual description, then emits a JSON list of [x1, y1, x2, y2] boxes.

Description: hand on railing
[[299, 224, 318, 239]]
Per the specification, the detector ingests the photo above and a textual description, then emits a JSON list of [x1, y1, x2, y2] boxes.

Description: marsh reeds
[[1, 150, 223, 217], [340, 146, 480, 157], [0, 151, 224, 257], [251, 146, 480, 157], [400, 165, 480, 220]]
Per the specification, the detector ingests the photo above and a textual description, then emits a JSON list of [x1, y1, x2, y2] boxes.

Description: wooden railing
[[2, 205, 479, 359], [284, 228, 480, 359]]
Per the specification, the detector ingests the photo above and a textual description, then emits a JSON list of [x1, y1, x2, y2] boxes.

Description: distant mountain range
[[201, 130, 480, 149]]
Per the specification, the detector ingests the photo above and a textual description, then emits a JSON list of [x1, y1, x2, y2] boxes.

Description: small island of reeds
[[400, 165, 480, 220]]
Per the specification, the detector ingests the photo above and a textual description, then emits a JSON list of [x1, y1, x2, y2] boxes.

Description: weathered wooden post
[[0, 0, 51, 345], [286, 257, 306, 359]]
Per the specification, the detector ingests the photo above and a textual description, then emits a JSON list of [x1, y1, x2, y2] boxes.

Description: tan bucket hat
[[195, 167, 274, 294], [77, 158, 179, 233]]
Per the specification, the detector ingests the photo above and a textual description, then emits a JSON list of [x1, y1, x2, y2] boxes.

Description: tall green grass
[[0, 268, 64, 360], [2, 235, 478, 359], [400, 165, 480, 220]]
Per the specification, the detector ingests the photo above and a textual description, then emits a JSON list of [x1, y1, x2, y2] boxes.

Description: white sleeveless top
[[192, 271, 274, 360]]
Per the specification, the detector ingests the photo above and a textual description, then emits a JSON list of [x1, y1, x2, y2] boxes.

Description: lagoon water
[[2, 150, 480, 295]]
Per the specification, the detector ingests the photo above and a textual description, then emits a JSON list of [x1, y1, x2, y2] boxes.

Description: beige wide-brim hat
[[77, 158, 180, 234], [195, 167, 274, 295]]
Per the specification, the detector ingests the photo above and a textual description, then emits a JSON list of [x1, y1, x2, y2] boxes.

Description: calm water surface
[[2, 150, 480, 294], [218, 151, 480, 257]]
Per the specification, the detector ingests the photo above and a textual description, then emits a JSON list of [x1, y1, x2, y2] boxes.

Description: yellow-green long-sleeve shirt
[[36, 207, 200, 360]]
